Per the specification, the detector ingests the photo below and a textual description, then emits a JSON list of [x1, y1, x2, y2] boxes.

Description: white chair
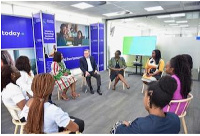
[[166, 93, 193, 134], [141, 71, 164, 93], [81, 73, 88, 93], [108, 69, 125, 90], [5, 105, 27, 134]]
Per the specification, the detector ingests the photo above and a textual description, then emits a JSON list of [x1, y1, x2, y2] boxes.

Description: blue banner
[[42, 13, 56, 43], [90, 23, 99, 70], [33, 13, 45, 74], [45, 58, 53, 73], [196, 36, 200, 40], [1, 15, 34, 49], [57, 46, 89, 69], [99, 23, 104, 71]]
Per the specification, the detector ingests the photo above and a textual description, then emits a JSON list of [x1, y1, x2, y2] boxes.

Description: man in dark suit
[[80, 49, 102, 95]]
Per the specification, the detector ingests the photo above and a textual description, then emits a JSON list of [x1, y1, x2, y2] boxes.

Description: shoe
[[126, 85, 130, 89], [112, 85, 116, 90], [97, 90, 102, 95], [60, 94, 69, 101], [90, 88, 94, 94]]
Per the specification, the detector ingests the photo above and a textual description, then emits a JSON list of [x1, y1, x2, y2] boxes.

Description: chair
[[5, 105, 27, 134], [141, 71, 164, 93], [166, 93, 193, 134], [108, 69, 125, 90], [81, 73, 88, 93]]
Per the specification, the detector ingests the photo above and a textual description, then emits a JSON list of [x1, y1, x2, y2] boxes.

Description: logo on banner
[[2, 30, 23, 37]]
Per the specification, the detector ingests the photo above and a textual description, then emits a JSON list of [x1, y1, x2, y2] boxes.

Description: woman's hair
[[1, 51, 15, 66], [147, 75, 177, 108], [53, 51, 62, 62], [1, 65, 13, 91], [170, 55, 192, 98], [77, 30, 83, 38], [153, 49, 161, 64], [15, 56, 31, 74], [182, 54, 193, 69], [24, 73, 55, 134], [116, 50, 121, 56]]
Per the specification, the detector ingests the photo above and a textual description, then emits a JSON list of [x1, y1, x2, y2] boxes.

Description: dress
[[51, 61, 77, 90]]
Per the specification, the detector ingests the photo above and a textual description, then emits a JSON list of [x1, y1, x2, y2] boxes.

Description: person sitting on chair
[[79, 49, 102, 95], [51, 51, 80, 101], [141, 49, 165, 83], [108, 50, 130, 90], [163, 55, 192, 115], [22, 74, 84, 134], [111, 76, 180, 134]]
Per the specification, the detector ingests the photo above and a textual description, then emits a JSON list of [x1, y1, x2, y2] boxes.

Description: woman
[[142, 49, 165, 83], [182, 54, 193, 70], [1, 65, 26, 110], [57, 24, 69, 46], [51, 51, 80, 100], [163, 55, 192, 115], [111, 76, 180, 134], [1, 50, 15, 67], [108, 50, 130, 90], [49, 45, 57, 57], [74, 30, 83, 46], [15, 56, 34, 100], [23, 73, 84, 134]]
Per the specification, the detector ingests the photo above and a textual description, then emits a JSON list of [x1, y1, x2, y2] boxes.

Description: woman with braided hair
[[21, 73, 84, 134], [163, 55, 192, 115]]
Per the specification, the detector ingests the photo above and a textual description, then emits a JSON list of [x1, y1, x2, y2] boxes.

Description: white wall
[[157, 37, 200, 69]]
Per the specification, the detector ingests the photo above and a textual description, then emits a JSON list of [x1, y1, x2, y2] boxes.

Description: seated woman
[[141, 49, 165, 83], [109, 50, 130, 90], [163, 55, 192, 115], [15, 56, 34, 100], [1, 65, 26, 110], [111, 76, 180, 134], [51, 51, 80, 100], [22, 73, 84, 134]]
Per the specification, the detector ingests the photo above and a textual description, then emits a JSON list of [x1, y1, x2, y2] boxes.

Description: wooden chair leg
[[181, 117, 188, 134], [14, 125, 19, 134], [141, 83, 145, 93], [57, 88, 60, 100], [20, 125, 24, 134], [108, 80, 111, 89]]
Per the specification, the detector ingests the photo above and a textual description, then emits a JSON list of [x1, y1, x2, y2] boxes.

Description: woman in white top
[[15, 56, 34, 100], [1, 65, 26, 110], [23, 73, 84, 134]]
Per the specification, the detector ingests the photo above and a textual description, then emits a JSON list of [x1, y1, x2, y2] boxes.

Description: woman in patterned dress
[[51, 51, 80, 100]]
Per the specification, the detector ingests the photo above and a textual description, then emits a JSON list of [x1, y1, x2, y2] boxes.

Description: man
[[80, 49, 102, 95]]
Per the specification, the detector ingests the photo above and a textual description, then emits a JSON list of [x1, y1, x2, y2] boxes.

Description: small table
[[128, 62, 143, 76]]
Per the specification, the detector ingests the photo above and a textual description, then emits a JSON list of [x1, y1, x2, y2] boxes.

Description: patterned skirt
[[55, 75, 77, 91]]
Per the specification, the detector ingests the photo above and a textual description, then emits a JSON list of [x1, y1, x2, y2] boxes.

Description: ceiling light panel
[[71, 2, 93, 9]]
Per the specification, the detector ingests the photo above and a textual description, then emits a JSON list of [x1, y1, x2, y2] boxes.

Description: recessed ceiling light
[[144, 6, 163, 12], [71, 2, 93, 9], [179, 24, 189, 27], [176, 21, 188, 23], [103, 11, 126, 17], [169, 24, 178, 26], [170, 13, 185, 17], [164, 20, 175, 23], [157, 15, 171, 18]]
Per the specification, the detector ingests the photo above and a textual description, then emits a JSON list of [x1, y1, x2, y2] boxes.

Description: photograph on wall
[[44, 43, 57, 58], [56, 21, 89, 47], [1, 49, 37, 75]]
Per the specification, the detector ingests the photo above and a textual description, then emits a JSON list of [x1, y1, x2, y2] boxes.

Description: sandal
[[60, 94, 69, 101], [71, 92, 80, 99]]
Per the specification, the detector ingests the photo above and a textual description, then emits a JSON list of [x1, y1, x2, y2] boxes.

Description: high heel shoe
[[71, 92, 80, 99], [112, 85, 116, 90], [126, 85, 130, 89], [60, 94, 69, 101]]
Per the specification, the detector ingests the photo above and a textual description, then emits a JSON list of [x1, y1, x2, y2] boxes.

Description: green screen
[[123, 36, 156, 56]]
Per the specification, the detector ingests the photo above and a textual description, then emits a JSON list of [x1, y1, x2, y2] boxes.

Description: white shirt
[[16, 71, 34, 100], [1, 83, 25, 107], [20, 102, 71, 133], [86, 57, 93, 72]]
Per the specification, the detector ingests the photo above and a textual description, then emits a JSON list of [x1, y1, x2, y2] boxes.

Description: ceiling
[[2, 1, 200, 30], [2, 1, 200, 19]]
